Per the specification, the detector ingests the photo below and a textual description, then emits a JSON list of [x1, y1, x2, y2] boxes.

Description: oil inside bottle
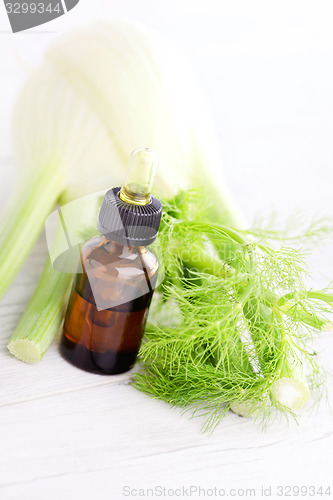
[[60, 238, 158, 374]]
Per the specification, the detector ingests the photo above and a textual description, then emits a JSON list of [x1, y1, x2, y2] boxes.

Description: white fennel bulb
[[0, 19, 243, 299]]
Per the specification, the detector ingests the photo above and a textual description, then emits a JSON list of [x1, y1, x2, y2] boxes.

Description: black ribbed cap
[[97, 187, 162, 246]]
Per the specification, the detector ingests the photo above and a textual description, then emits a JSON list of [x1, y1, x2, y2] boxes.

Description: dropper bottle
[[60, 148, 162, 374]]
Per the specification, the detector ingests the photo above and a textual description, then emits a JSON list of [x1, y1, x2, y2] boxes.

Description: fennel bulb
[[0, 19, 243, 300]]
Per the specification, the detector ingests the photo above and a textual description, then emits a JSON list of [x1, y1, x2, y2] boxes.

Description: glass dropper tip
[[119, 147, 158, 206]]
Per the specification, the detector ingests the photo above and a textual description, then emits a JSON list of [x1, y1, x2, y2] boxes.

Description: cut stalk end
[[8, 339, 42, 364], [230, 400, 263, 418], [271, 376, 309, 411]]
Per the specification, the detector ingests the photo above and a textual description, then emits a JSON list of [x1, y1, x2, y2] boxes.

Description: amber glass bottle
[[60, 148, 162, 374]]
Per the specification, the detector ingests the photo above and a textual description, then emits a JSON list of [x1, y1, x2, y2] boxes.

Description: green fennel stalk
[[7, 257, 73, 363], [0, 166, 64, 300]]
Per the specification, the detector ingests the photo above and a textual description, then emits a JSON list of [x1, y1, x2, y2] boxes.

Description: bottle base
[[59, 335, 138, 375]]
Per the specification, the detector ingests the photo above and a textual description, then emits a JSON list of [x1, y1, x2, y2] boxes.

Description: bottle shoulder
[[80, 236, 159, 277]]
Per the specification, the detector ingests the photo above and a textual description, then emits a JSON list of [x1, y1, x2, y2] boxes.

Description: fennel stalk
[[7, 258, 73, 363]]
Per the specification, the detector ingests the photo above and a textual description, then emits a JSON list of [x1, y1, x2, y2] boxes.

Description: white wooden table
[[1, 3, 333, 499]]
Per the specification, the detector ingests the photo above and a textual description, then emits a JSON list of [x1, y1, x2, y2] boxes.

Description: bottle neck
[[101, 236, 147, 256]]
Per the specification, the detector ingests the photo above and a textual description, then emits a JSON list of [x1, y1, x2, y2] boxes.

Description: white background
[[0, 2, 332, 499]]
